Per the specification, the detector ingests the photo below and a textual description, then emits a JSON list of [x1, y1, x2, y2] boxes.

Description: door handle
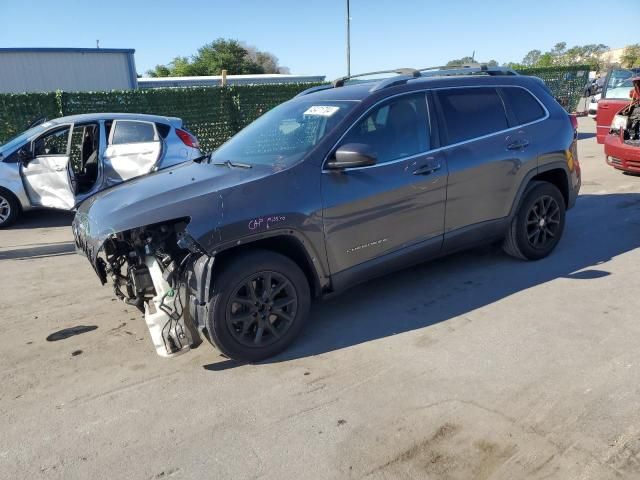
[[506, 140, 530, 150], [413, 162, 441, 176], [54, 166, 64, 171]]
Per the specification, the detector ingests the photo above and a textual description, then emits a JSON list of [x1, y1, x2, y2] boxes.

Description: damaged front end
[[74, 216, 209, 357]]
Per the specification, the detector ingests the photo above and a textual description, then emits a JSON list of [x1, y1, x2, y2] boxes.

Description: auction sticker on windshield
[[304, 106, 340, 117]]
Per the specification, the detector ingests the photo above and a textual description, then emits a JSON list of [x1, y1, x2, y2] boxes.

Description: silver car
[[0, 113, 202, 227]]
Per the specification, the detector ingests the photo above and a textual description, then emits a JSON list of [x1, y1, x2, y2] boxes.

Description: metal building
[[138, 74, 325, 89], [0, 48, 137, 93]]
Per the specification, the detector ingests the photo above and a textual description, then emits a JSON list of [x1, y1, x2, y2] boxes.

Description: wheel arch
[[212, 231, 328, 298], [509, 163, 570, 218]]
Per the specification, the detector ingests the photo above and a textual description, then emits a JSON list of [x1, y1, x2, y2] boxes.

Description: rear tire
[[0, 188, 20, 228], [503, 182, 566, 260], [205, 250, 311, 362]]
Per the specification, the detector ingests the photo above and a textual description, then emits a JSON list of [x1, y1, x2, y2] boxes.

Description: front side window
[[337, 93, 429, 164], [111, 121, 156, 145], [436, 87, 508, 145], [34, 127, 71, 156], [211, 100, 356, 168], [500, 87, 545, 125]]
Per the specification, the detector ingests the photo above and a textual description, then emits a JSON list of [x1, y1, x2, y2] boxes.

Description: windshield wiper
[[212, 160, 252, 169], [192, 153, 211, 163]]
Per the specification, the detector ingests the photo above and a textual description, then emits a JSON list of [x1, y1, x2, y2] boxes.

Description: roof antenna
[[96, 39, 100, 49]]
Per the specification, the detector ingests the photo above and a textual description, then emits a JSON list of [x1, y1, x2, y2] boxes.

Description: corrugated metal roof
[[0, 48, 135, 54], [0, 49, 137, 93]]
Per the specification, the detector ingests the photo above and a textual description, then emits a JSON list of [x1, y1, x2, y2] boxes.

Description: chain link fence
[[516, 64, 590, 112]]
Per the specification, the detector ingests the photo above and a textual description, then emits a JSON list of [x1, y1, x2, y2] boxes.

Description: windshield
[[606, 78, 635, 100], [211, 99, 357, 168], [607, 69, 633, 88], [0, 123, 49, 156]]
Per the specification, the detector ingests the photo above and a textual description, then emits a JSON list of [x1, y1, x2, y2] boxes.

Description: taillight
[[176, 128, 200, 149], [569, 114, 578, 131]]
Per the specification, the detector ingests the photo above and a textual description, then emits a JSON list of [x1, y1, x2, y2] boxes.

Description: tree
[[242, 43, 290, 74], [513, 42, 609, 69], [445, 56, 498, 67], [550, 42, 567, 59], [621, 44, 640, 68], [522, 50, 542, 67], [147, 38, 286, 77]]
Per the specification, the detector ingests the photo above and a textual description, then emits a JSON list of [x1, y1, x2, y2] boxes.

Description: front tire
[[0, 188, 20, 228], [205, 250, 311, 362], [503, 182, 566, 260]]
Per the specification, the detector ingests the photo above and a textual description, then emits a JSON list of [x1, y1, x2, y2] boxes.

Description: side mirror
[[18, 146, 33, 163], [326, 143, 377, 170]]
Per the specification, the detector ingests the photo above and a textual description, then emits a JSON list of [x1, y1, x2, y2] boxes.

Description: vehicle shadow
[[0, 241, 76, 260], [577, 132, 596, 140], [6, 209, 74, 229], [203, 193, 640, 370]]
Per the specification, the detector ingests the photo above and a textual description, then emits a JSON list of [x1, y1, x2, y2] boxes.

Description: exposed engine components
[[99, 220, 202, 357]]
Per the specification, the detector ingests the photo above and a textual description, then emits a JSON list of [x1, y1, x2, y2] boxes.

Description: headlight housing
[[610, 114, 628, 134]]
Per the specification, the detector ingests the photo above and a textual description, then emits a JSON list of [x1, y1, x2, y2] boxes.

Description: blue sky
[[1, 0, 638, 79]]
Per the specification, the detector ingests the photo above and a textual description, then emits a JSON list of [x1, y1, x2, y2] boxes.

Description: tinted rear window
[[501, 87, 545, 125], [436, 88, 508, 145]]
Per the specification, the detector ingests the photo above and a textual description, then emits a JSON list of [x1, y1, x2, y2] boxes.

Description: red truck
[[603, 76, 640, 173], [596, 68, 640, 144]]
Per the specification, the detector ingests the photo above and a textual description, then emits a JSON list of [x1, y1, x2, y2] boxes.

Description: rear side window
[[435, 87, 508, 145], [501, 87, 545, 125], [111, 121, 156, 145]]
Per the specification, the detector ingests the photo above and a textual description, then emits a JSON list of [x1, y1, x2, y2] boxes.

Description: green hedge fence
[[0, 65, 589, 150]]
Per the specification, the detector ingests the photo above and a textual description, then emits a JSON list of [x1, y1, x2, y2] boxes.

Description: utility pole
[[346, 0, 351, 77]]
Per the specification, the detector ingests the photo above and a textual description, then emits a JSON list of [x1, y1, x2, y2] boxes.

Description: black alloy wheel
[[225, 271, 298, 348], [525, 195, 562, 250], [206, 249, 311, 362]]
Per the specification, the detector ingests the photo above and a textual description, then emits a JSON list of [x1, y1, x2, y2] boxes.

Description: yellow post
[[221, 69, 228, 86]]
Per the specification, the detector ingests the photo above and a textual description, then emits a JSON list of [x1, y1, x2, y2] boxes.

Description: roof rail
[[332, 68, 419, 88], [294, 84, 334, 97], [309, 63, 519, 97], [418, 63, 518, 77], [368, 74, 420, 92]]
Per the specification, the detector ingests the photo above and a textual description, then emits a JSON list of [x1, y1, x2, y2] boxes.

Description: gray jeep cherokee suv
[[73, 65, 581, 362]]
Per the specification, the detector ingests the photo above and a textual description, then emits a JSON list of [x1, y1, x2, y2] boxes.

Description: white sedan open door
[[103, 120, 162, 184], [22, 125, 76, 210]]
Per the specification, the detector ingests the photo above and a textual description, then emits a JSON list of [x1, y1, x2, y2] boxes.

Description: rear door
[[597, 69, 638, 143], [21, 125, 76, 210], [102, 120, 162, 184], [434, 86, 540, 236]]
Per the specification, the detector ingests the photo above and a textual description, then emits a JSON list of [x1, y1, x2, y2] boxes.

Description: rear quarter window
[[435, 87, 509, 145], [500, 87, 545, 125]]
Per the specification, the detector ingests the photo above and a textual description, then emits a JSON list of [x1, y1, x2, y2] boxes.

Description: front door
[[22, 125, 76, 210], [321, 92, 447, 275], [102, 120, 162, 184]]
